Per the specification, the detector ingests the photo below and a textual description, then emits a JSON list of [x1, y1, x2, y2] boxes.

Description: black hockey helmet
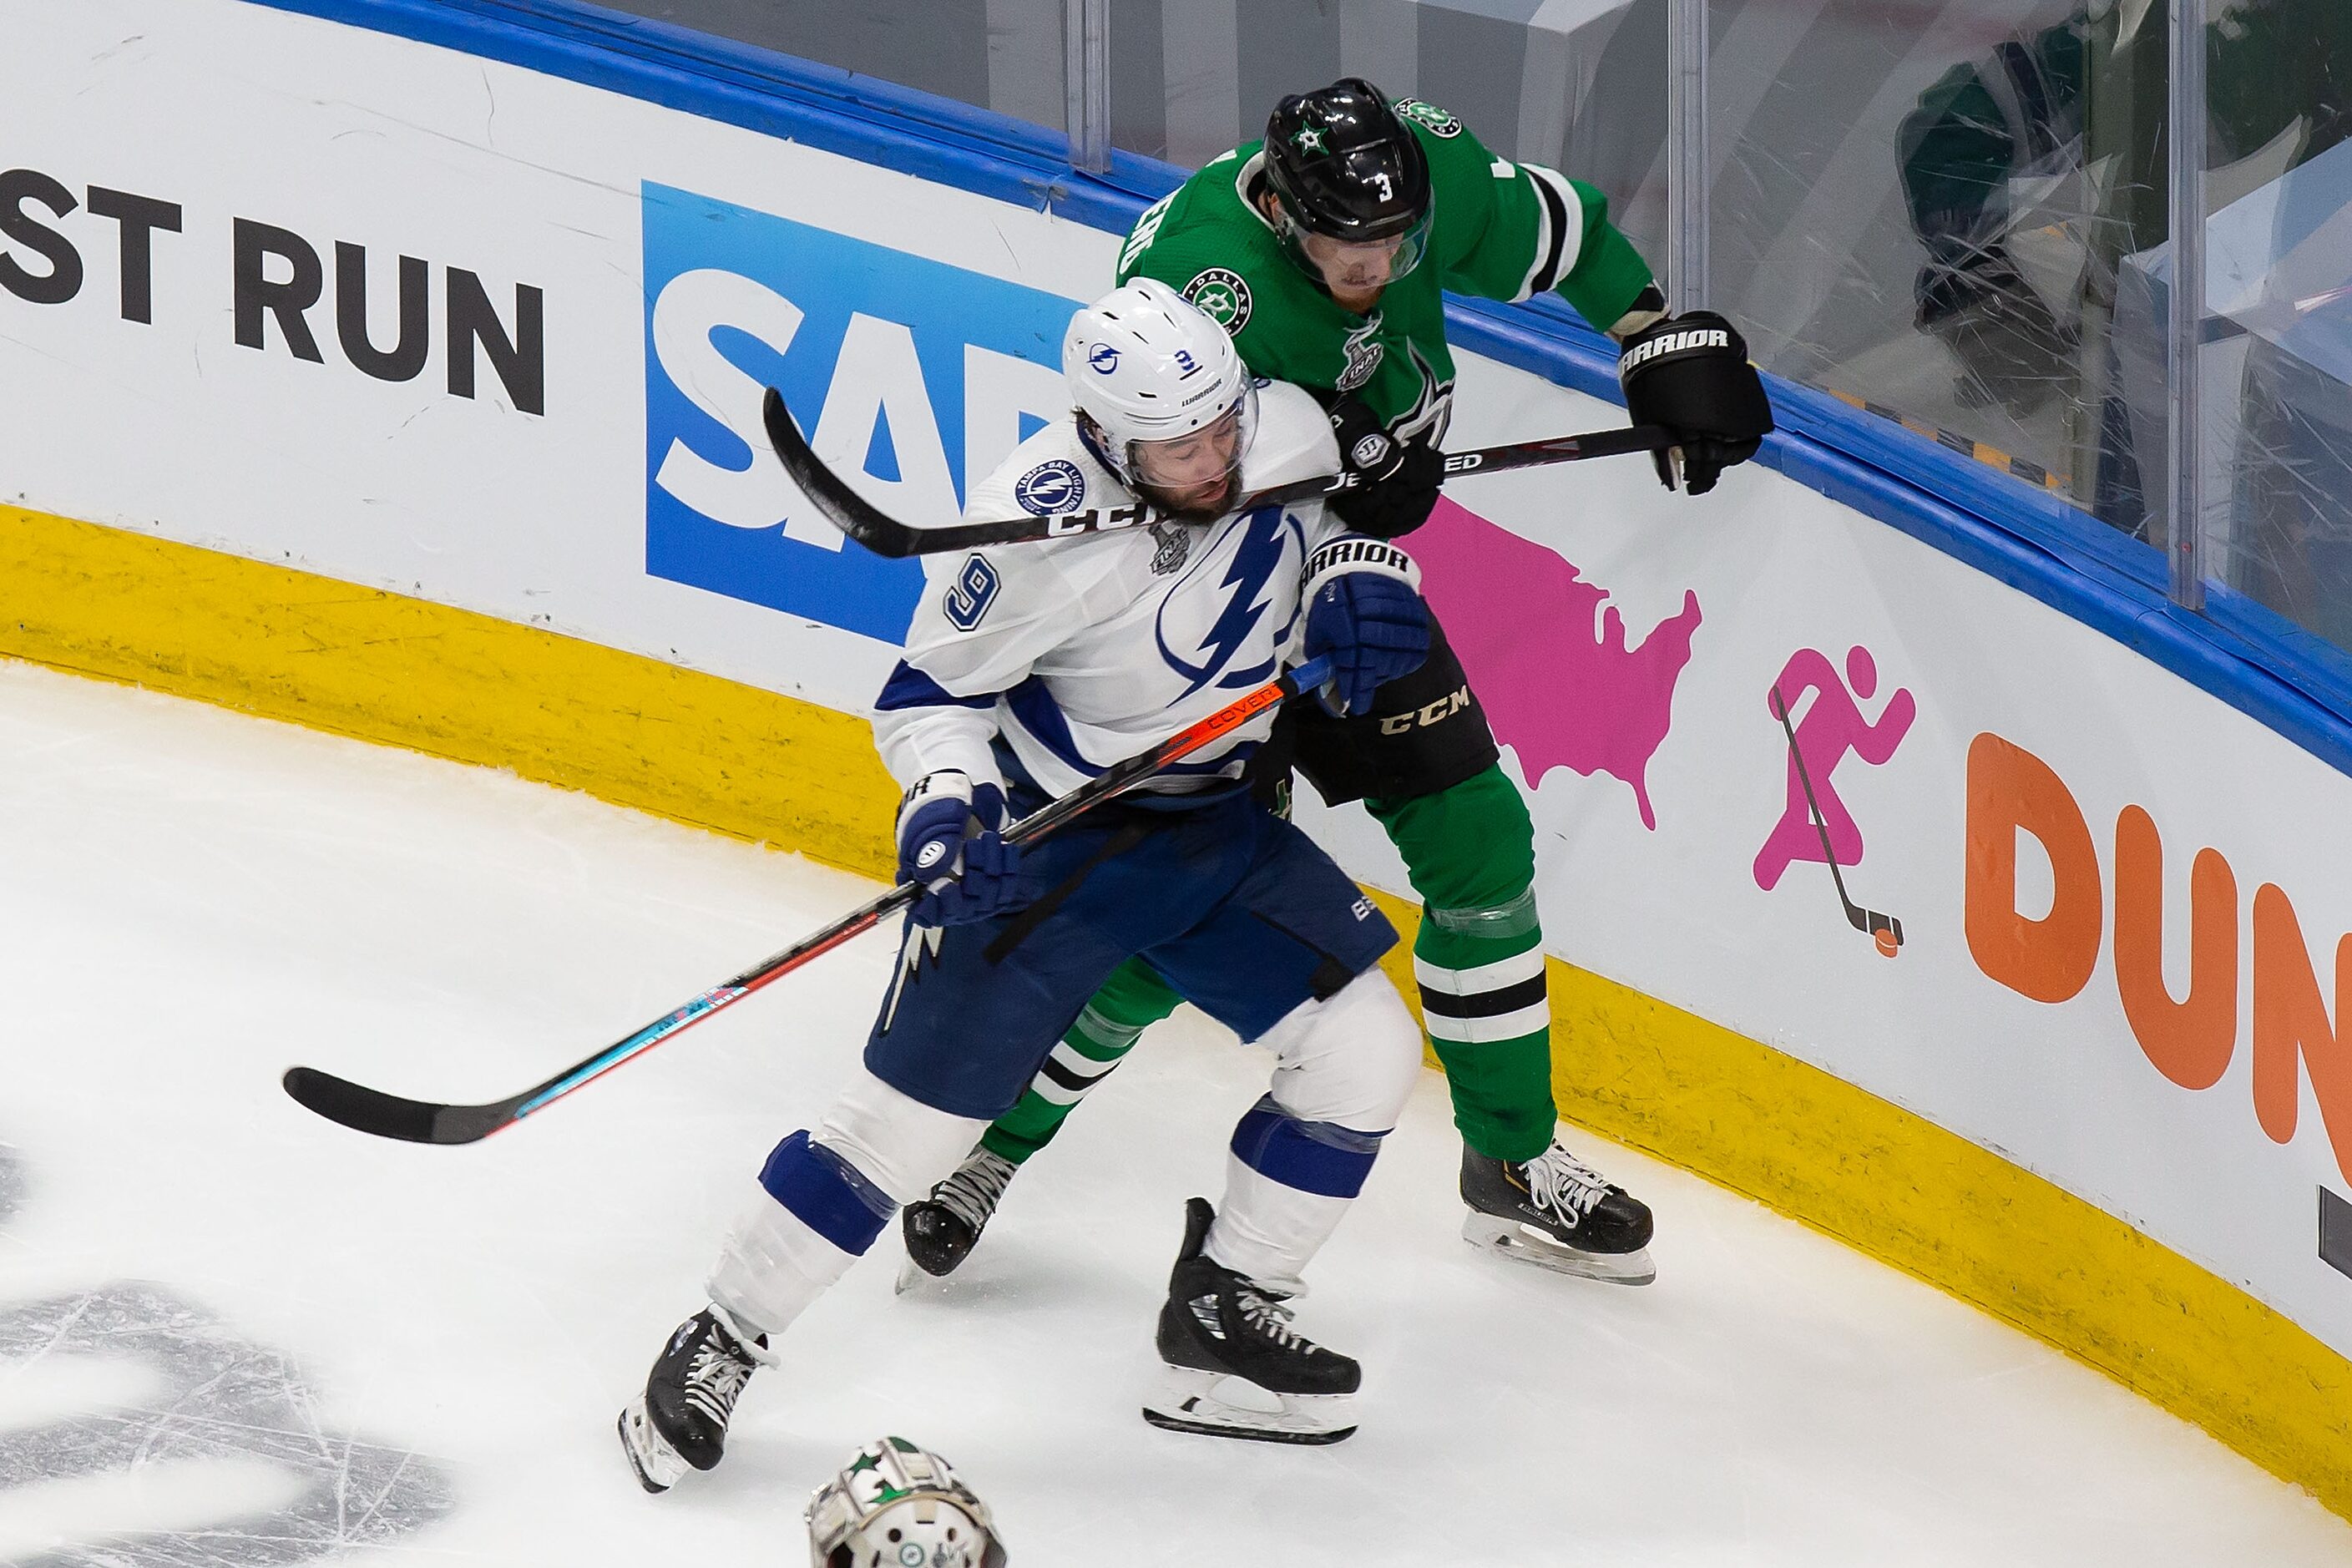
[[1262, 78, 1433, 288]]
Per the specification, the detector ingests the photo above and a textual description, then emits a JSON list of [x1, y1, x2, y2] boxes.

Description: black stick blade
[[281, 1066, 517, 1146], [763, 387, 916, 557]]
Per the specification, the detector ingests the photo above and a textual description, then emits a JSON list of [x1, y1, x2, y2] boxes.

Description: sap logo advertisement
[[642, 182, 1081, 643]]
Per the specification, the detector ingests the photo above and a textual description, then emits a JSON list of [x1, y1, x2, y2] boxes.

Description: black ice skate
[[616, 1305, 766, 1493], [1141, 1197, 1360, 1445], [1460, 1139, 1657, 1285], [897, 1144, 1018, 1292]]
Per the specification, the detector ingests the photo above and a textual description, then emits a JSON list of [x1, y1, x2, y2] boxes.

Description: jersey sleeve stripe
[[875, 660, 996, 711], [1515, 164, 1583, 301], [1003, 675, 1102, 778]]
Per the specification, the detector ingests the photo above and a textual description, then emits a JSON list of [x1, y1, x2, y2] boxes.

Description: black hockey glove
[[1616, 311, 1774, 497], [1323, 396, 1444, 539], [1914, 240, 2075, 418]]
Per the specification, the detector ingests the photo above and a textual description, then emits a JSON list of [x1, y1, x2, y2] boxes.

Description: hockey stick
[[762, 386, 1672, 559], [283, 655, 1331, 1145], [1768, 685, 1903, 957]]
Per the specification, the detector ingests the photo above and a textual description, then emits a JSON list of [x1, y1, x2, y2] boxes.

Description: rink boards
[[6, 0, 2352, 1515]]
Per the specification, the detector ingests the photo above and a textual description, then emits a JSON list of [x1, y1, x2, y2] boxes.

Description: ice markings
[[0, 1147, 453, 1565]]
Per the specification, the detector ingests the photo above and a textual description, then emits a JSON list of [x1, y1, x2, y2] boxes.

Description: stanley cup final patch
[[1181, 268, 1253, 335]]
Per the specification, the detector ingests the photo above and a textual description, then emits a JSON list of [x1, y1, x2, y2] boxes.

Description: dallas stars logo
[[1181, 267, 1253, 334], [1292, 125, 1326, 154], [1393, 98, 1463, 138]]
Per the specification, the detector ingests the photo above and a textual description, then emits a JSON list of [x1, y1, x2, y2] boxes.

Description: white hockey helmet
[[804, 1436, 1005, 1568], [1062, 276, 1257, 497]]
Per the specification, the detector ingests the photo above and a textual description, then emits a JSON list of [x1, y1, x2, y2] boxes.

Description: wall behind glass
[[1121, 0, 1669, 267], [1706, 0, 2166, 529], [595, 1, 1070, 136], [593, 4, 1671, 300], [2197, 0, 2352, 652]]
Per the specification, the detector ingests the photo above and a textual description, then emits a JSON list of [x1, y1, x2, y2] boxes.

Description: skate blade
[[895, 1253, 965, 1296], [1141, 1366, 1358, 1445], [1462, 1211, 1657, 1286], [617, 1398, 689, 1494]]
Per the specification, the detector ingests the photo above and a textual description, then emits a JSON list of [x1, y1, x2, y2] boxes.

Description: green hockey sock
[[1368, 768, 1559, 1165], [979, 957, 1184, 1166]]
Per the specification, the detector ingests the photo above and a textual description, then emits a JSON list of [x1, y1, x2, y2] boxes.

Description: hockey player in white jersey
[[617, 278, 1432, 1487]]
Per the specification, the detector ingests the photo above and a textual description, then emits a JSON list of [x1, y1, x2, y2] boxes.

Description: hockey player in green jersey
[[900, 80, 1770, 1287]]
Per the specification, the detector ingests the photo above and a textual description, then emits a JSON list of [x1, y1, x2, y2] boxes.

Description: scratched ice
[[0, 1271, 455, 1566], [0, 660, 2344, 1565]]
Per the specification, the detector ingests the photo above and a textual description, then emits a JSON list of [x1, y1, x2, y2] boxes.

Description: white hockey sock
[[1202, 970, 1424, 1288], [1205, 1151, 1355, 1294], [706, 1070, 986, 1339], [706, 1182, 858, 1343]]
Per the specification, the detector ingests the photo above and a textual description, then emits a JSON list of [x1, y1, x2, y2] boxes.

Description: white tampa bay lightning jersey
[[873, 382, 1348, 801]]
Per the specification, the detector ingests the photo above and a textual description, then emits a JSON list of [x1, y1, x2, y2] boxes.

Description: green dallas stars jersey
[[1115, 95, 1657, 444]]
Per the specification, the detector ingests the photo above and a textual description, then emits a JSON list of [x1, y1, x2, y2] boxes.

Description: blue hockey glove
[[1301, 536, 1429, 717], [895, 771, 1026, 928]]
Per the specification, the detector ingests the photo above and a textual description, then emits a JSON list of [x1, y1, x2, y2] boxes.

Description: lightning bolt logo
[[878, 921, 947, 1034], [1155, 508, 1294, 699]]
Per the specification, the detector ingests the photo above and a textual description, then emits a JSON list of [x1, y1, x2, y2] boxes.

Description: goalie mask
[[1063, 276, 1258, 518], [805, 1436, 1006, 1568]]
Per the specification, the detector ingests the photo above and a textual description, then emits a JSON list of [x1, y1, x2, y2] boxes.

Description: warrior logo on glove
[[1616, 310, 1774, 497]]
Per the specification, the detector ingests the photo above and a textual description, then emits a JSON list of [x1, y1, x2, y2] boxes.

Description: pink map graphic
[[1412, 497, 1701, 829]]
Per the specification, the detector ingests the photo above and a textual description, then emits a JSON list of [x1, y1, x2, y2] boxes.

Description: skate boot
[[1461, 1138, 1657, 1285], [898, 1144, 1018, 1291], [1141, 1197, 1360, 1445], [617, 1305, 766, 1493]]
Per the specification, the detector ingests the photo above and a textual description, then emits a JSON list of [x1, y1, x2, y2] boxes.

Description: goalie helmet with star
[[1262, 78, 1433, 287], [805, 1436, 1006, 1568]]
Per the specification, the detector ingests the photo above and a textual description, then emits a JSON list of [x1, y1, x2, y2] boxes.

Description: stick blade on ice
[[281, 1066, 514, 1146]]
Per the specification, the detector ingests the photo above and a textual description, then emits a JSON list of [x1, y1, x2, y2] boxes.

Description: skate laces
[[683, 1324, 758, 1428], [932, 1146, 1017, 1233], [1523, 1145, 1614, 1227], [1236, 1286, 1307, 1352]]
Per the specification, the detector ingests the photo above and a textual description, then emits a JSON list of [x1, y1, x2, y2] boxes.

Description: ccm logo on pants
[[1378, 686, 1472, 736]]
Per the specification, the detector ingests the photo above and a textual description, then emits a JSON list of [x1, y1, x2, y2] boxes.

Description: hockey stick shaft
[[282, 655, 1331, 1145], [763, 385, 1672, 559]]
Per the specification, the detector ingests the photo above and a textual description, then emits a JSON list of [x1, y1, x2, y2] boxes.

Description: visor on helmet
[[1123, 382, 1257, 517], [1272, 202, 1430, 292]]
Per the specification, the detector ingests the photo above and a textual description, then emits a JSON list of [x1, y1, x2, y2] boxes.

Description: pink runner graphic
[[1753, 645, 1915, 892], [1411, 498, 1701, 830]]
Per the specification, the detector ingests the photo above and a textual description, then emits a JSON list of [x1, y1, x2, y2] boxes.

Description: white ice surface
[[0, 658, 2345, 1567]]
